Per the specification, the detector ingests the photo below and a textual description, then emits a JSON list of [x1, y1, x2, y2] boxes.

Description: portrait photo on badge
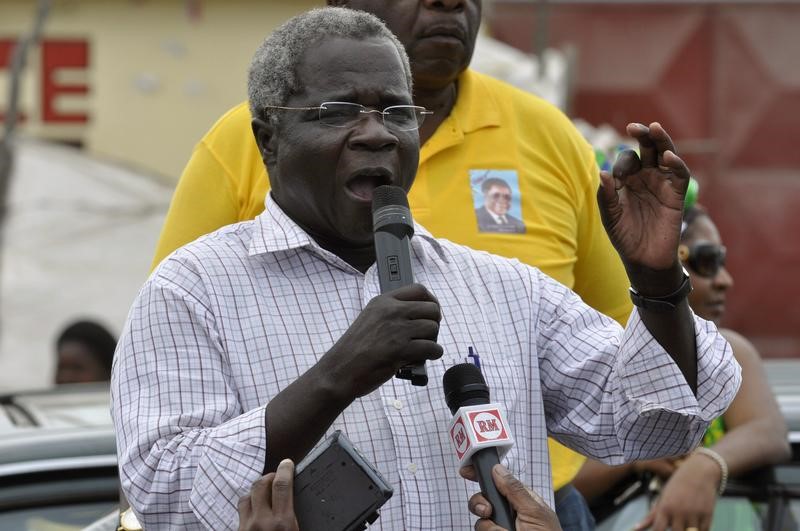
[[470, 169, 526, 234]]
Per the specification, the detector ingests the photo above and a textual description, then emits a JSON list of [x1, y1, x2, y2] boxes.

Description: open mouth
[[345, 168, 393, 202]]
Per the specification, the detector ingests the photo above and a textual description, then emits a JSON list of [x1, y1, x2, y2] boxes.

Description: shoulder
[[151, 221, 257, 285], [205, 101, 253, 137], [465, 70, 594, 174], [720, 328, 762, 365], [196, 101, 255, 156], [468, 70, 581, 133]]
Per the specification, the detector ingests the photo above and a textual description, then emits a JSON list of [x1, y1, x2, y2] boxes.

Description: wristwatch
[[629, 267, 692, 313], [118, 508, 143, 531]]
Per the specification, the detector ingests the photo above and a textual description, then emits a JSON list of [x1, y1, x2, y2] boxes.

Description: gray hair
[[248, 7, 413, 123]]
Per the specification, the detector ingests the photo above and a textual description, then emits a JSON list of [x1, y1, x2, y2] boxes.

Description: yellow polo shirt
[[151, 69, 633, 490]]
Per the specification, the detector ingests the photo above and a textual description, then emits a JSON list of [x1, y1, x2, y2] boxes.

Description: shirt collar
[[421, 69, 501, 163], [450, 69, 502, 134], [249, 193, 447, 265]]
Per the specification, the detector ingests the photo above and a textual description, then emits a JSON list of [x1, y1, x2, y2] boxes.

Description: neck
[[306, 230, 377, 274], [414, 79, 459, 145]]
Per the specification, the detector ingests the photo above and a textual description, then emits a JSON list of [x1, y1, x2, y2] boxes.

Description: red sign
[[0, 37, 90, 126]]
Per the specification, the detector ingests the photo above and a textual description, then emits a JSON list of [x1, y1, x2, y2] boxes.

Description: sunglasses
[[679, 243, 727, 278], [488, 192, 512, 201]]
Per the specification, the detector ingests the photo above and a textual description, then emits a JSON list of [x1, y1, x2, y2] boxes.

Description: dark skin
[[238, 459, 299, 531], [575, 215, 789, 531], [250, 29, 696, 484], [598, 122, 698, 393], [55, 341, 109, 384], [250, 38, 697, 478], [252, 36, 443, 473], [461, 464, 562, 531], [461, 123, 700, 531], [330, 0, 482, 144], [254, 38, 419, 272], [328, 0, 697, 384]]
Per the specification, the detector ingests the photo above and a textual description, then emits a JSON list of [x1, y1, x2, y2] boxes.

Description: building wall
[[1, 0, 321, 179]]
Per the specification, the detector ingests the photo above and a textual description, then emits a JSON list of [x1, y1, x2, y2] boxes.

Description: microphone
[[443, 363, 516, 530], [372, 185, 427, 386]]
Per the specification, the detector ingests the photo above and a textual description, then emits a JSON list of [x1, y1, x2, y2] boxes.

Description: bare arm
[[706, 329, 790, 474], [574, 457, 677, 503], [632, 329, 789, 531]]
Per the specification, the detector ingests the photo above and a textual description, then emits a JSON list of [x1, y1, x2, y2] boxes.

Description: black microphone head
[[442, 363, 490, 414], [372, 185, 409, 213]]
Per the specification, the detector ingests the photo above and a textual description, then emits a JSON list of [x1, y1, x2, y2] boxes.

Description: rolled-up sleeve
[[111, 265, 266, 530], [533, 269, 741, 464]]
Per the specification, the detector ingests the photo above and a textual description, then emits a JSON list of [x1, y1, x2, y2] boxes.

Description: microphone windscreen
[[443, 363, 490, 414], [372, 185, 409, 213]]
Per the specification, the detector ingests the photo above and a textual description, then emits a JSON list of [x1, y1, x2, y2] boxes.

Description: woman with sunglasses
[[574, 204, 790, 531]]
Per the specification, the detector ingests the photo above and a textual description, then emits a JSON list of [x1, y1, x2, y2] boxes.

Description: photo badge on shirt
[[470, 169, 526, 234]]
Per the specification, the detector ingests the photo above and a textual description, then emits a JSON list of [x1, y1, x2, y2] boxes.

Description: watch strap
[[629, 270, 692, 313]]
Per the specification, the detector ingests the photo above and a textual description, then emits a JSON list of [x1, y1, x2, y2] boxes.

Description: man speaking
[[112, 7, 740, 530]]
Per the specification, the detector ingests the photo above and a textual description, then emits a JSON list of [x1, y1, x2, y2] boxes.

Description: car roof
[[0, 385, 116, 477]]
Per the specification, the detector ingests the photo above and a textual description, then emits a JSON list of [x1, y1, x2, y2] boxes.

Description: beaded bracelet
[[694, 447, 728, 495]]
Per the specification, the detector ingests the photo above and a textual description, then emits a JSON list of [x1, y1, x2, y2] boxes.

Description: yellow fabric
[[151, 69, 633, 489]]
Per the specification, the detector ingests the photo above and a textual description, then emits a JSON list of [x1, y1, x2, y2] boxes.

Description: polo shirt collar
[[421, 69, 501, 162], [450, 68, 502, 134]]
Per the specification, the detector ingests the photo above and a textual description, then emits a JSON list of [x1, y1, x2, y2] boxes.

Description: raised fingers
[[662, 149, 691, 184], [611, 148, 643, 181], [627, 122, 677, 168]]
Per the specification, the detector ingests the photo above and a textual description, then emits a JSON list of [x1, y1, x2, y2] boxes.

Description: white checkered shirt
[[111, 195, 740, 530]]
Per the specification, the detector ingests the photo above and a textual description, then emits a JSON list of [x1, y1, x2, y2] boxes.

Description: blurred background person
[[573, 202, 791, 531], [54, 319, 116, 385]]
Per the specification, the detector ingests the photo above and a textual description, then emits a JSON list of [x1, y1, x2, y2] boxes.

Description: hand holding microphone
[[372, 185, 430, 386], [443, 363, 517, 530], [444, 363, 561, 531], [316, 186, 441, 400], [461, 464, 562, 531]]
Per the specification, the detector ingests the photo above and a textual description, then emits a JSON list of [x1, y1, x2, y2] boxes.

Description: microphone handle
[[373, 229, 428, 386], [373, 230, 413, 292], [472, 448, 516, 531]]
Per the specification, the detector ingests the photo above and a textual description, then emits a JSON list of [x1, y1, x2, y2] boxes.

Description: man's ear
[[252, 117, 277, 166]]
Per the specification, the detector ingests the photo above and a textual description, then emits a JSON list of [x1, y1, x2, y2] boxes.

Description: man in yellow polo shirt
[[151, 2, 632, 528]]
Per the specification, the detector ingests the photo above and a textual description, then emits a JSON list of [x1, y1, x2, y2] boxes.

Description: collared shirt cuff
[[616, 309, 741, 427], [188, 405, 267, 529]]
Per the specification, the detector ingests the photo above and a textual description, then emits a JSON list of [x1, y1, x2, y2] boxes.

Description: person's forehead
[[296, 36, 410, 99], [687, 216, 721, 243], [488, 184, 511, 192]]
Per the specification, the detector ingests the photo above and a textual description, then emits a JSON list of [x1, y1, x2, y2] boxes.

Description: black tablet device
[[293, 430, 393, 531]]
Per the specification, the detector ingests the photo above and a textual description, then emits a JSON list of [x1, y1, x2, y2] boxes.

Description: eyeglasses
[[679, 243, 727, 278], [488, 192, 511, 201], [261, 101, 433, 132]]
